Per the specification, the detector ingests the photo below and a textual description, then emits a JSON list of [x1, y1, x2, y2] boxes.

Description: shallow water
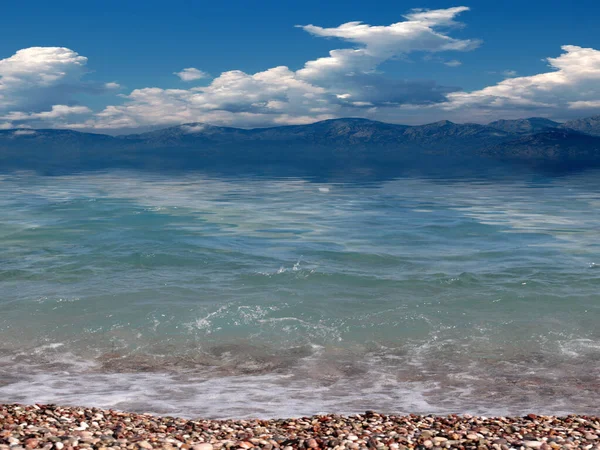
[[0, 169, 599, 418]]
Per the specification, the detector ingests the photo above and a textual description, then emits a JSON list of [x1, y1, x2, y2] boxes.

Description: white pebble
[[193, 445, 214, 450]]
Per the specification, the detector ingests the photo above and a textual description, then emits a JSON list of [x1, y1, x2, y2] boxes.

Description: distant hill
[[561, 115, 600, 136], [401, 120, 511, 155], [2, 114, 600, 173], [488, 117, 560, 134], [122, 118, 411, 148]]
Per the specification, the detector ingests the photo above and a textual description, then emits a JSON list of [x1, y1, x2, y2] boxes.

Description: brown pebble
[[25, 438, 39, 449], [0, 404, 598, 450]]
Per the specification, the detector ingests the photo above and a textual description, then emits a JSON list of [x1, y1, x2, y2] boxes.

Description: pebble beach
[[1, 405, 599, 450]]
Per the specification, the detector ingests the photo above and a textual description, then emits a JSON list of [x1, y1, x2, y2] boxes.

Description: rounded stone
[[193, 445, 214, 450], [307, 439, 319, 449]]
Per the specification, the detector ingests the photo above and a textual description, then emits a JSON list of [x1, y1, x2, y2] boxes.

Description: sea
[[0, 168, 599, 419]]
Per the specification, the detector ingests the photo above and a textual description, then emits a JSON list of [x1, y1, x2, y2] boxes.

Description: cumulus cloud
[[174, 68, 209, 81], [443, 45, 600, 116], [403, 6, 472, 27], [82, 6, 477, 129], [1, 105, 91, 121], [87, 66, 334, 129], [4, 8, 600, 131], [0, 47, 87, 88], [569, 100, 600, 109], [297, 7, 478, 82], [0, 47, 120, 128], [0, 47, 88, 111]]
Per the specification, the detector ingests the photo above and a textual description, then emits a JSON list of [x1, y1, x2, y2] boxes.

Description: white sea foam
[[0, 354, 590, 418], [0, 368, 496, 419]]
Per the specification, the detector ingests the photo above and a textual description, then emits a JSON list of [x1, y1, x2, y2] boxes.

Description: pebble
[[0, 405, 598, 450], [193, 445, 214, 450]]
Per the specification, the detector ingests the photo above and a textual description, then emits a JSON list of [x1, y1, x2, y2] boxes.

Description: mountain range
[[1, 115, 600, 174]]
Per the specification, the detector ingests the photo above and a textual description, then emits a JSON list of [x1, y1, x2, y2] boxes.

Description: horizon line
[[1, 115, 584, 137]]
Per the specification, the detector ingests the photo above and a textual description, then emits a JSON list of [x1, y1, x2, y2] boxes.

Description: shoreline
[[1, 405, 599, 450]]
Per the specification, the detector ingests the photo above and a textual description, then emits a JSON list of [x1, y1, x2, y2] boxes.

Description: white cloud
[[174, 68, 209, 81], [0, 47, 87, 88], [441, 45, 600, 118], [1, 104, 92, 121], [444, 60, 462, 67], [297, 7, 478, 82], [0, 47, 118, 130], [403, 6, 471, 27], [4, 9, 600, 131], [0, 47, 88, 111], [83, 6, 477, 129], [87, 66, 335, 129], [2, 9, 477, 129], [569, 100, 600, 109]]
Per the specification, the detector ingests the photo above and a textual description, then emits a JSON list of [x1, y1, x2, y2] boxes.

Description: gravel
[[1, 404, 599, 449]]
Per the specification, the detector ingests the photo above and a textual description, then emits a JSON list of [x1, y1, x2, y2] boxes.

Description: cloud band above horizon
[[1, 6, 600, 132]]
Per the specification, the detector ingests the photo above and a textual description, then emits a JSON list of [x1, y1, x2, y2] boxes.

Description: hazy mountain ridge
[[488, 117, 561, 134], [560, 115, 600, 136], [2, 115, 600, 172]]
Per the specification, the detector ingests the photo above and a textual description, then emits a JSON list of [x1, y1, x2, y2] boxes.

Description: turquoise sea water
[[0, 169, 599, 418]]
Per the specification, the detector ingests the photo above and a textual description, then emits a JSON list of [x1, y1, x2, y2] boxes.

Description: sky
[[1, 0, 600, 133]]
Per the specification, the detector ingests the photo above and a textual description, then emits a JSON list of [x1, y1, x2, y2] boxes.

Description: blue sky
[[1, 0, 600, 132]]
